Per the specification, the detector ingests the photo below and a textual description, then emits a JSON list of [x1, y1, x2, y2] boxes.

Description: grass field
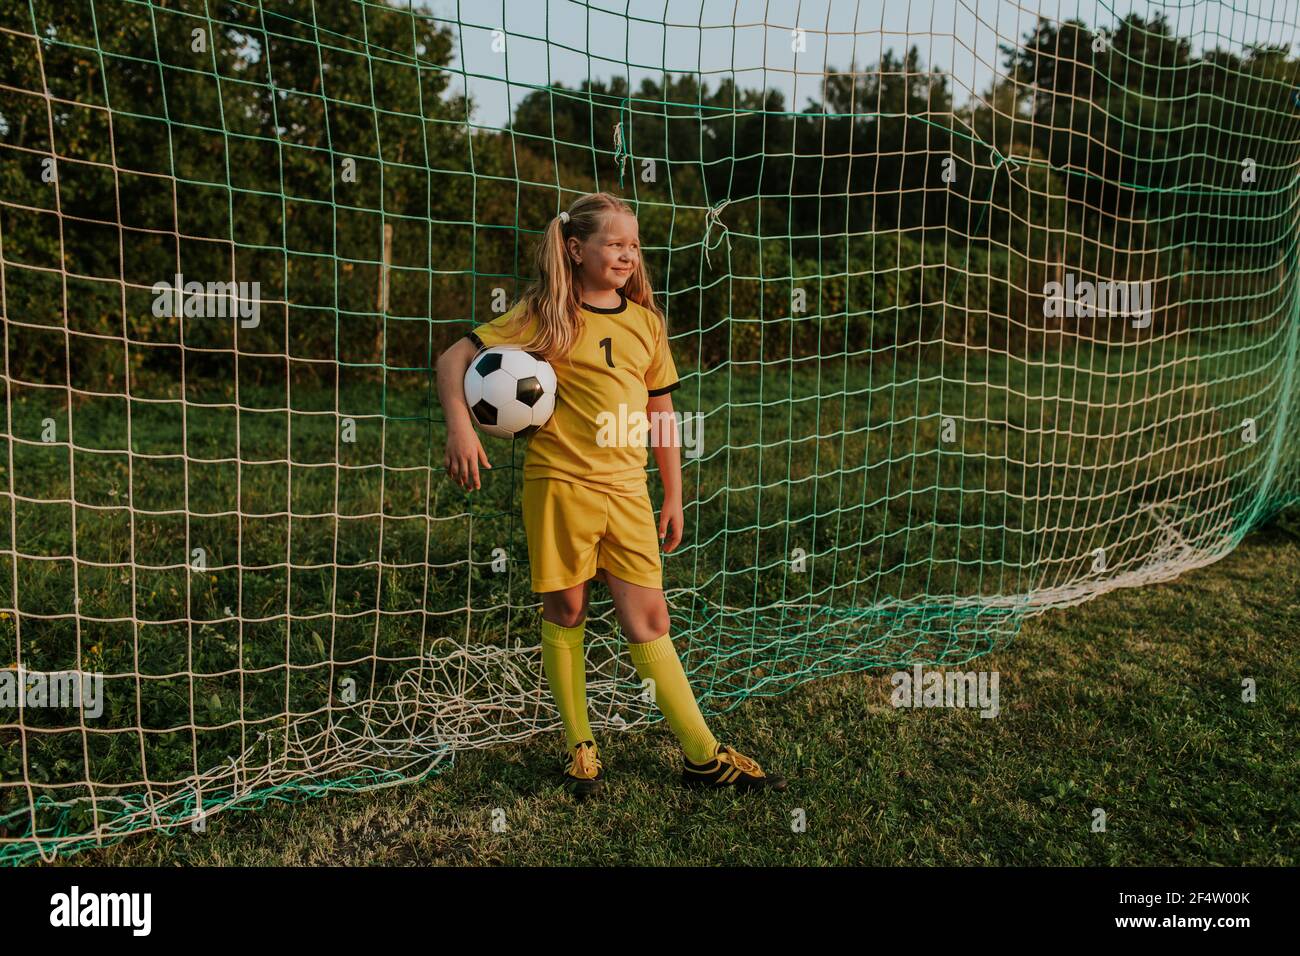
[[2, 341, 1297, 864], [20, 502, 1298, 867]]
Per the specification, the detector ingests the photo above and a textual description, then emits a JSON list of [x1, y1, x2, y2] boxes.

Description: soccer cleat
[[561, 739, 604, 799], [681, 743, 787, 791]]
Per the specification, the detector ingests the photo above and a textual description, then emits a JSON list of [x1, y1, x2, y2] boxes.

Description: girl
[[436, 192, 786, 798]]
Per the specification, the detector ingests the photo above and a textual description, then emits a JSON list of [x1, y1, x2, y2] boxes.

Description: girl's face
[[569, 211, 639, 292]]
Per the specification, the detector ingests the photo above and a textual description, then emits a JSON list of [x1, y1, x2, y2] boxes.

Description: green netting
[[1, 0, 1298, 864]]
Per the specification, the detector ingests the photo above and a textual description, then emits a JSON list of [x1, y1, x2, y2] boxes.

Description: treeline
[[0, 2, 1297, 386]]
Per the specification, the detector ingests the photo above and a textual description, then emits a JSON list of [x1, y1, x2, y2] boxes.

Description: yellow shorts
[[521, 478, 663, 593]]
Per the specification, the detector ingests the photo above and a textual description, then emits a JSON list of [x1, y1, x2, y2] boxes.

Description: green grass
[[23, 504, 1299, 866], [2, 346, 1296, 864]]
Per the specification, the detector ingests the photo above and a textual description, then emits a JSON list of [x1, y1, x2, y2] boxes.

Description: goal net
[[1, 0, 1297, 862]]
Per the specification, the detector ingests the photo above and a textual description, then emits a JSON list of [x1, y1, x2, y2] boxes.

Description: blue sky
[[420, 0, 1300, 129]]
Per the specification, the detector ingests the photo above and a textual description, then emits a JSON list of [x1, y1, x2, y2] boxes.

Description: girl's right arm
[[436, 336, 492, 490]]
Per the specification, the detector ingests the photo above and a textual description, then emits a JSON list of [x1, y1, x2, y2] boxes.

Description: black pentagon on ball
[[474, 351, 503, 376], [471, 398, 498, 426], [515, 375, 544, 407], [517, 423, 540, 439]]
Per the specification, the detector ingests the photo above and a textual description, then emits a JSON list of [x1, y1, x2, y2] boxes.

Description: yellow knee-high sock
[[541, 619, 595, 751], [628, 632, 719, 764]]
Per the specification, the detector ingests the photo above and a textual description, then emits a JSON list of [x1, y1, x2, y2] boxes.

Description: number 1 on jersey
[[599, 337, 615, 368]]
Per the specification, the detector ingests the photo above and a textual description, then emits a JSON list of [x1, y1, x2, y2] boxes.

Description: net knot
[[612, 118, 629, 185], [989, 147, 1022, 175], [703, 198, 732, 269]]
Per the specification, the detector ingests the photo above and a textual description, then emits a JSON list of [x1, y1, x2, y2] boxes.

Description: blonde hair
[[504, 192, 665, 363]]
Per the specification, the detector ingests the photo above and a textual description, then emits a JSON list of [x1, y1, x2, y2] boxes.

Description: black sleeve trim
[[465, 331, 484, 350], [647, 381, 680, 397]]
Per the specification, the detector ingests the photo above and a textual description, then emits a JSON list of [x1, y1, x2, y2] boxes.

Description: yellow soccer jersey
[[465, 288, 680, 495]]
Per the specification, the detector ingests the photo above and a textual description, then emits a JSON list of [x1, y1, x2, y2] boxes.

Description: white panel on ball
[[530, 391, 555, 425], [481, 369, 519, 405], [495, 400, 532, 434], [499, 348, 538, 378]]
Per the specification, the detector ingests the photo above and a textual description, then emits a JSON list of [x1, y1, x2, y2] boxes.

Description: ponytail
[[513, 211, 584, 363]]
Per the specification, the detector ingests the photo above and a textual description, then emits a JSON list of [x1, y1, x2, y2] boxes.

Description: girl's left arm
[[648, 392, 684, 553]]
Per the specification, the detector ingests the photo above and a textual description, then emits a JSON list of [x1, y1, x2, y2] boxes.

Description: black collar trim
[[581, 288, 628, 314]]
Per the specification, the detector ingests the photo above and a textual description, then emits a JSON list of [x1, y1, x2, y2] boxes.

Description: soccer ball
[[463, 346, 557, 439]]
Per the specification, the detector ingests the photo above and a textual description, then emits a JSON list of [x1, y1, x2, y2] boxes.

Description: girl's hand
[[444, 423, 491, 490], [658, 495, 684, 553]]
